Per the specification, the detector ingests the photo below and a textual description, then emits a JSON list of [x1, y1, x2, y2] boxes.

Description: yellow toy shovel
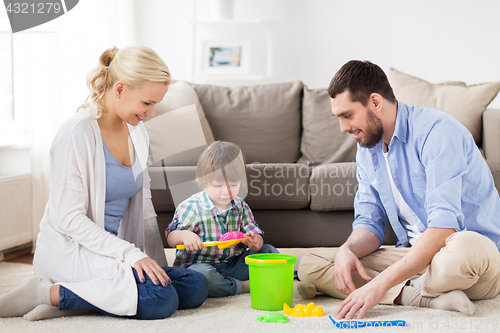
[[176, 238, 246, 250]]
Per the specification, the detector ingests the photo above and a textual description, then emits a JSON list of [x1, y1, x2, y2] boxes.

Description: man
[[297, 60, 500, 320]]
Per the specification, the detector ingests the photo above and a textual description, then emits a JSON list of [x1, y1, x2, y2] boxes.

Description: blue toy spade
[[329, 315, 407, 329]]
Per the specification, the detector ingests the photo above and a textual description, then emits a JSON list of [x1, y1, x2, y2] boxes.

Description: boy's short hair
[[196, 141, 247, 188]]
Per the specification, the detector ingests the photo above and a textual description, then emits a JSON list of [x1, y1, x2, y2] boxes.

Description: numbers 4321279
[[5, 2, 62, 14]]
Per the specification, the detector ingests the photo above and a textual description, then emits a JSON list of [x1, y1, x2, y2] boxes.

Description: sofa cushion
[[191, 82, 303, 163], [144, 105, 208, 167], [149, 166, 199, 211], [246, 163, 310, 210], [388, 68, 500, 144], [144, 81, 215, 166], [298, 87, 357, 166], [310, 162, 358, 211], [149, 163, 310, 212]]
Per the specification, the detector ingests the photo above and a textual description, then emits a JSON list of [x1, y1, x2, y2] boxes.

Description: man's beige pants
[[298, 231, 500, 304]]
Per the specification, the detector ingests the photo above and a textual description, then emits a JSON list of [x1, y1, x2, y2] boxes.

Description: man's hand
[[333, 227, 456, 320], [334, 278, 387, 320], [332, 245, 372, 295]]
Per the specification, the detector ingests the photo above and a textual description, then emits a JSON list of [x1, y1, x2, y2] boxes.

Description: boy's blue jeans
[[187, 244, 279, 297], [58, 267, 208, 320]]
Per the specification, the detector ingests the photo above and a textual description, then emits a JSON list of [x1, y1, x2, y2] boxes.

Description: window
[[0, 8, 29, 146], [0, 9, 13, 124]]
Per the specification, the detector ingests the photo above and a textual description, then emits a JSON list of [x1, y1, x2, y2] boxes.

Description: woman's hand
[[133, 257, 171, 287]]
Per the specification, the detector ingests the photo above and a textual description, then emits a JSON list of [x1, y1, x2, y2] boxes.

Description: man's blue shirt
[[353, 101, 500, 249]]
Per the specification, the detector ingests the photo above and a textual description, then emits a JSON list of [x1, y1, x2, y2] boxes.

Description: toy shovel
[[176, 231, 248, 250], [176, 238, 246, 250]]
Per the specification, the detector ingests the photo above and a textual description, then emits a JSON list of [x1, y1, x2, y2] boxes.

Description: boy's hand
[[181, 231, 204, 252], [242, 232, 263, 251]]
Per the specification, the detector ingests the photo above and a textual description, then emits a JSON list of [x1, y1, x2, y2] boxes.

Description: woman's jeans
[[58, 267, 208, 320], [187, 244, 279, 297]]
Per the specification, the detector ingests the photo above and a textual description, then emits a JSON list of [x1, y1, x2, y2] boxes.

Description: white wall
[[5, 0, 498, 248], [7, 0, 500, 181], [56, 0, 137, 118], [135, 0, 500, 107], [135, 0, 195, 81], [10, 0, 138, 245], [13, 0, 139, 135]]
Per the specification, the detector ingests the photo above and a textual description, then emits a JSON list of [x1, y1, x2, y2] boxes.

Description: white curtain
[[19, 0, 138, 248], [13, 27, 63, 249]]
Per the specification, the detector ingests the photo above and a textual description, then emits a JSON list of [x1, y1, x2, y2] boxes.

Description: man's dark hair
[[327, 60, 396, 105]]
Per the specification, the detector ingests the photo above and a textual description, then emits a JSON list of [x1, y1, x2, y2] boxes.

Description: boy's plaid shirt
[[166, 191, 263, 268]]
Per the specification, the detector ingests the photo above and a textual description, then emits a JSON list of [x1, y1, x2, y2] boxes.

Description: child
[[166, 141, 279, 297]]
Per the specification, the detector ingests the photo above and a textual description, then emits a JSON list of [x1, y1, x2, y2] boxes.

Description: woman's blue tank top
[[103, 140, 143, 236]]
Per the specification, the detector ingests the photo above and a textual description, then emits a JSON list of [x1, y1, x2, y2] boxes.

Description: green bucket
[[245, 253, 297, 311]]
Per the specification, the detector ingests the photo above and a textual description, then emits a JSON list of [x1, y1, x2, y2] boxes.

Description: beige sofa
[[147, 69, 500, 250]]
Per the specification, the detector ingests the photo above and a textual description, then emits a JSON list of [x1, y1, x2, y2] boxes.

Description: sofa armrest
[[486, 160, 500, 195], [482, 108, 500, 164]]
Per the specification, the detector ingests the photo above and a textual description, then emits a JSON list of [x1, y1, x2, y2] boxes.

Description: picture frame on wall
[[201, 41, 250, 75]]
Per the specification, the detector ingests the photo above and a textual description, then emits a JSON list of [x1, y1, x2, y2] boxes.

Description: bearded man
[[298, 60, 500, 320]]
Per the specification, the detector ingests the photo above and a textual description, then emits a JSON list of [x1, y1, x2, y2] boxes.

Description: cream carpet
[[1, 258, 500, 333]]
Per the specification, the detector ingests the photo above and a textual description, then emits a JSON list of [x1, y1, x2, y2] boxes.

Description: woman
[[0, 46, 208, 320]]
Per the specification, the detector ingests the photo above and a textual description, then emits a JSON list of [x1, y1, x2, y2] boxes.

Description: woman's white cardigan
[[33, 106, 167, 316]]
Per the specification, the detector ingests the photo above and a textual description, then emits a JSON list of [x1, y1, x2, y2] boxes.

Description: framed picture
[[201, 41, 250, 75]]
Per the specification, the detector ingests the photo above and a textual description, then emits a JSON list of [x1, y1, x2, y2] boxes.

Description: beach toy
[[245, 253, 297, 310], [176, 231, 247, 250], [283, 302, 324, 317], [219, 231, 247, 241], [176, 238, 245, 250], [329, 316, 407, 328], [256, 313, 290, 324]]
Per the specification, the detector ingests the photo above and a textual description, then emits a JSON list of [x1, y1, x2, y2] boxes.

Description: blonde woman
[[0, 46, 208, 320]]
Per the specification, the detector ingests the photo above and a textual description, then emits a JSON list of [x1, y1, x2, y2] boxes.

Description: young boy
[[166, 141, 279, 297]]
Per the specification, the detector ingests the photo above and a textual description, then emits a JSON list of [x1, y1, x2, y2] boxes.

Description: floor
[[2, 247, 319, 268], [2, 247, 33, 265]]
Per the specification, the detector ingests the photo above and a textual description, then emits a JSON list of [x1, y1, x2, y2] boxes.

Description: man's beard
[[358, 108, 384, 148]]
